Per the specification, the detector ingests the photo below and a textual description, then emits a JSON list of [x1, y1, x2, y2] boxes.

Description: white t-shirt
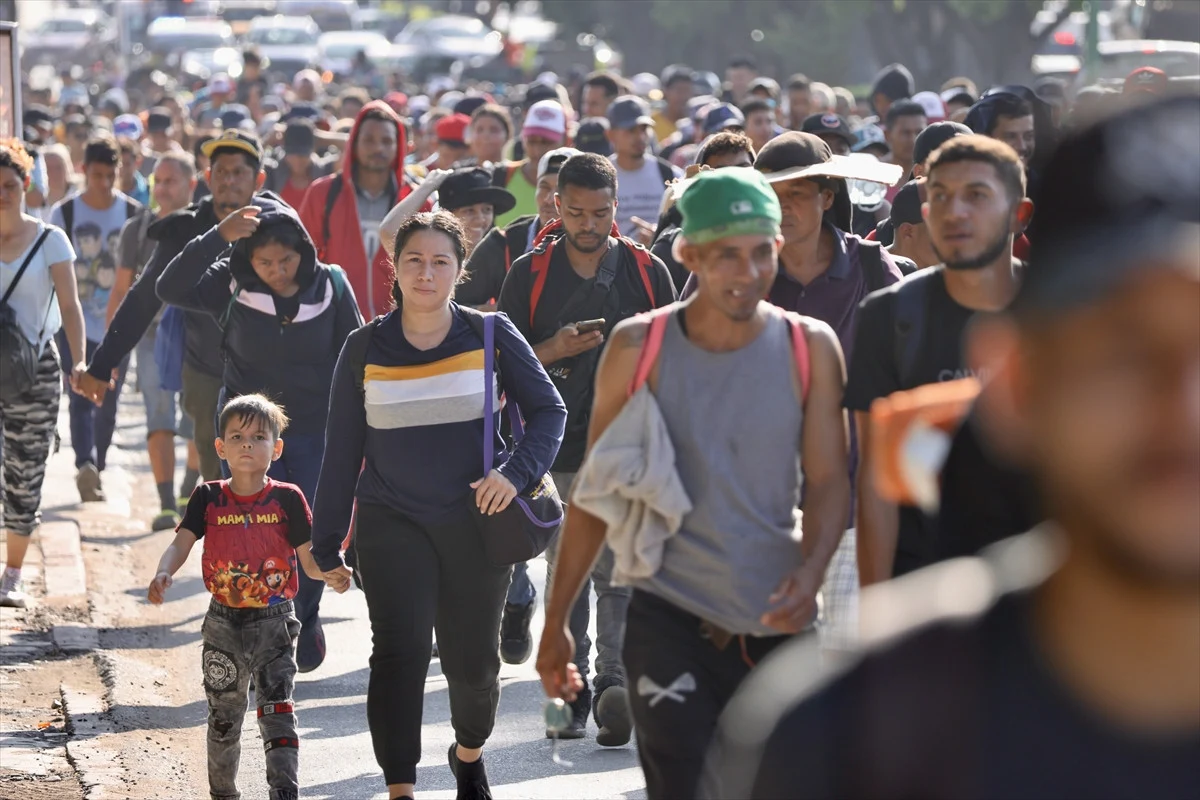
[[0, 219, 75, 350], [611, 156, 681, 238]]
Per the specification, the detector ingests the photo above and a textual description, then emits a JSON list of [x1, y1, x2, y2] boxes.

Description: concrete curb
[[61, 681, 126, 800], [39, 521, 88, 603]]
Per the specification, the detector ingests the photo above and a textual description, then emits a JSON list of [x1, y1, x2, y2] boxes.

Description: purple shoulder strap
[[481, 314, 526, 476]]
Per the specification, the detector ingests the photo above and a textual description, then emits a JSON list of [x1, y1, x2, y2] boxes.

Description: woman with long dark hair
[[310, 211, 565, 800]]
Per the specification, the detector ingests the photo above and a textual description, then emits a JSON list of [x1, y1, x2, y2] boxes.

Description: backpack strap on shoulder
[[528, 237, 555, 328], [322, 174, 344, 251], [628, 307, 674, 397], [345, 317, 383, 396], [619, 236, 658, 308], [785, 313, 811, 405]]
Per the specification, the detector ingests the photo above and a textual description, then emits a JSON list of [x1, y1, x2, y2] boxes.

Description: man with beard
[[298, 102, 416, 320], [846, 135, 1032, 585], [498, 153, 676, 745], [705, 96, 1200, 800]]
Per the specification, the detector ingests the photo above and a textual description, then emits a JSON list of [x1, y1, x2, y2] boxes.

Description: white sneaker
[[0, 568, 27, 608]]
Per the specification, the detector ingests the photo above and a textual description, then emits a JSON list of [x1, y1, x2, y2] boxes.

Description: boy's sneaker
[[594, 679, 633, 747], [546, 684, 590, 740], [151, 509, 180, 531], [76, 463, 104, 503], [296, 616, 326, 673], [0, 567, 27, 608], [176, 496, 192, 512], [448, 743, 493, 800], [499, 600, 535, 664]]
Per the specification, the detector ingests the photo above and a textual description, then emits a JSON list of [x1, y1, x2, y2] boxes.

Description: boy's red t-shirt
[[179, 479, 312, 609]]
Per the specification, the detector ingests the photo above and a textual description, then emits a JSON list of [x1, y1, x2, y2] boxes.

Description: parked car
[[392, 14, 504, 67], [354, 6, 408, 40], [143, 17, 240, 80], [275, 0, 358, 32], [1030, 6, 1115, 77], [318, 30, 391, 78], [247, 15, 322, 81], [215, 0, 279, 38], [20, 8, 118, 69], [1098, 39, 1200, 80]]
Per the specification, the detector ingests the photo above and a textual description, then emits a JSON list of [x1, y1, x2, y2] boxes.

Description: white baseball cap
[[912, 91, 947, 122], [522, 99, 567, 142], [209, 73, 233, 95]]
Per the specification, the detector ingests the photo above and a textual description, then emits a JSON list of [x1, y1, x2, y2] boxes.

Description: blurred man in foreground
[[704, 95, 1200, 800]]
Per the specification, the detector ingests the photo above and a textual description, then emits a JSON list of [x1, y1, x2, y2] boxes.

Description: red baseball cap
[[384, 91, 408, 113], [435, 113, 471, 147], [1124, 66, 1168, 95]]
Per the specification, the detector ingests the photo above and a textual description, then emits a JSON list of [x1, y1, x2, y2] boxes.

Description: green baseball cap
[[677, 168, 782, 246]]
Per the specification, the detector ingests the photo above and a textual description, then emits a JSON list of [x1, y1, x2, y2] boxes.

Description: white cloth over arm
[[570, 384, 693, 585]]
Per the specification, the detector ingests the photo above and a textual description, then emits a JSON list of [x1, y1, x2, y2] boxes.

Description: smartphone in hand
[[575, 319, 606, 334]]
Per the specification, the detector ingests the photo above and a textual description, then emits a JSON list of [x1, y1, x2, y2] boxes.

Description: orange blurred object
[[869, 378, 981, 511]]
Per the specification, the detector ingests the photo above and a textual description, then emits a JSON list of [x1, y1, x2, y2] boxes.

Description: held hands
[[147, 572, 173, 604], [422, 169, 454, 191], [471, 469, 517, 515], [760, 563, 823, 634], [71, 363, 114, 406], [321, 566, 353, 594], [217, 206, 261, 243], [536, 623, 585, 702], [552, 323, 604, 361]]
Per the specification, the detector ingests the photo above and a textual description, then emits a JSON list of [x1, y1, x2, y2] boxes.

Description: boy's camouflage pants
[[202, 598, 301, 800]]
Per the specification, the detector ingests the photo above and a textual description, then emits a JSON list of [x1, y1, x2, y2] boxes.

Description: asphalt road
[[238, 554, 647, 799]]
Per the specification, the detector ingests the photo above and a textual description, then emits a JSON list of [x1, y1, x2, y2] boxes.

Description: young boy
[[148, 394, 321, 800]]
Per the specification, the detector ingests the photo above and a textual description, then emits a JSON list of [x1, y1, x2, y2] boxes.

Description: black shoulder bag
[[466, 310, 563, 566], [0, 230, 54, 404]]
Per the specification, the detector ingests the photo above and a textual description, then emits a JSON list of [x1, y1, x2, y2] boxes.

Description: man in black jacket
[[77, 131, 267, 489]]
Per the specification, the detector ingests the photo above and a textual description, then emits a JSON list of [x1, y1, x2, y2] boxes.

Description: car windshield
[[423, 17, 489, 38], [1099, 49, 1200, 79], [151, 32, 232, 51], [250, 27, 317, 46], [39, 18, 89, 34]]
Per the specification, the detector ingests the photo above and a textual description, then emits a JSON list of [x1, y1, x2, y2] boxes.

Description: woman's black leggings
[[355, 502, 512, 786]]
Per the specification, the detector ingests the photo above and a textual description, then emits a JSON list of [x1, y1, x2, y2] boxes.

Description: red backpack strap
[[628, 309, 673, 397], [528, 238, 555, 328], [786, 314, 811, 405], [620, 236, 658, 308]]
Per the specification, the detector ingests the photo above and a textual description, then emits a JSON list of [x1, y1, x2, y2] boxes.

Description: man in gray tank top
[[536, 168, 851, 800]]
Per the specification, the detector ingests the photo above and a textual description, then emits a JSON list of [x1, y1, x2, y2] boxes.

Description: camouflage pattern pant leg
[[202, 600, 301, 800]]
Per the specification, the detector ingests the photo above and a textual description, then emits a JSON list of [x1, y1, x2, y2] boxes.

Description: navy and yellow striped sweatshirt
[[310, 304, 566, 571]]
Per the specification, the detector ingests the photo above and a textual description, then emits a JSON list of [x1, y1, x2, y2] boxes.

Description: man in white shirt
[[606, 96, 681, 244]]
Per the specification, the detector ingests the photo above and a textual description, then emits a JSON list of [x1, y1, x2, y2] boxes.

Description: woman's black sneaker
[[447, 743, 493, 800]]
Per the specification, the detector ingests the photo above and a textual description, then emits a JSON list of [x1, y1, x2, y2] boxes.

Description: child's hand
[[147, 572, 173, 604], [322, 566, 353, 594]]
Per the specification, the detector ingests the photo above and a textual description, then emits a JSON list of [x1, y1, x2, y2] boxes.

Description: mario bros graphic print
[[179, 479, 313, 609]]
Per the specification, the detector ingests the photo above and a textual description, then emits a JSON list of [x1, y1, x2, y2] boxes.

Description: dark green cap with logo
[[677, 168, 782, 246]]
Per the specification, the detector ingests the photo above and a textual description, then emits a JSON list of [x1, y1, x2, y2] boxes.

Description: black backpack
[[0, 230, 53, 403]]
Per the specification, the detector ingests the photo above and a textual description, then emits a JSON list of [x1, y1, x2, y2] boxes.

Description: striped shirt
[[310, 304, 566, 570]]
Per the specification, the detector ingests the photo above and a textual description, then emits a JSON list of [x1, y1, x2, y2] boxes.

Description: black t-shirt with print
[[843, 267, 978, 576], [498, 237, 676, 472], [746, 587, 1200, 799]]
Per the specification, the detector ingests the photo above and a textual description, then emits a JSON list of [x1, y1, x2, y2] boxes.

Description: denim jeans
[[217, 392, 326, 631], [58, 334, 129, 471], [506, 560, 536, 606], [544, 470, 630, 684], [202, 599, 300, 800]]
